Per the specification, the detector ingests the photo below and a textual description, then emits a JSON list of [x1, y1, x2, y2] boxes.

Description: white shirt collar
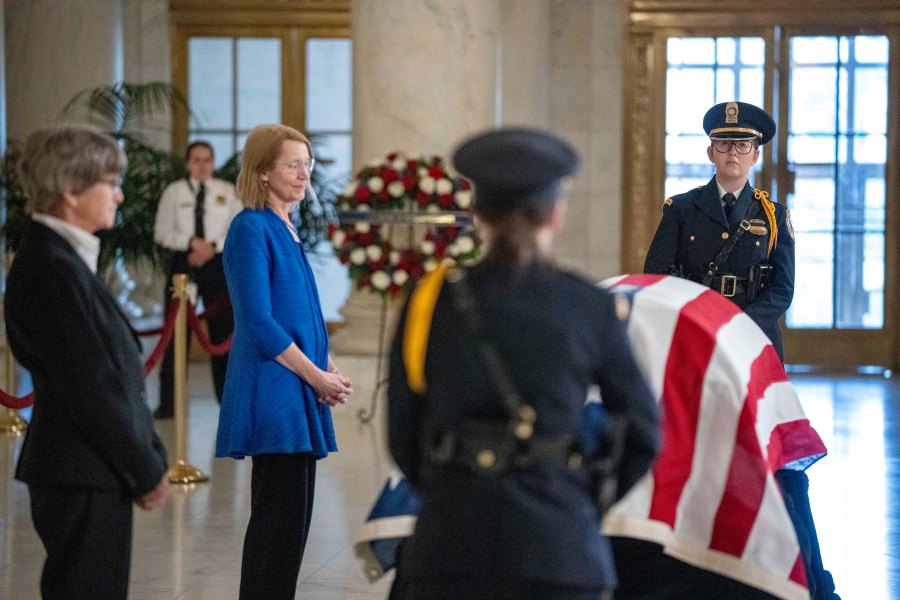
[[31, 213, 101, 274], [715, 180, 746, 200]]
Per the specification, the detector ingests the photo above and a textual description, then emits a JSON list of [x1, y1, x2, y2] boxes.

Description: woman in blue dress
[[216, 123, 353, 600]]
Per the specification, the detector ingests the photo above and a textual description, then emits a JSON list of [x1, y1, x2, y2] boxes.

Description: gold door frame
[[622, 1, 900, 367], [169, 0, 350, 151]]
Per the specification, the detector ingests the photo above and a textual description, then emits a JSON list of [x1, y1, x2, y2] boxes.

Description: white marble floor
[[2, 357, 899, 599]]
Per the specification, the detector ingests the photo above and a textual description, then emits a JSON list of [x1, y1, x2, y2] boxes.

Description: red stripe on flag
[[768, 419, 828, 472], [709, 347, 783, 555], [648, 290, 741, 527], [790, 552, 809, 586], [613, 273, 667, 288]]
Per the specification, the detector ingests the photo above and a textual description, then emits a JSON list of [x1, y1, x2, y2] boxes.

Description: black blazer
[[5, 221, 167, 497]]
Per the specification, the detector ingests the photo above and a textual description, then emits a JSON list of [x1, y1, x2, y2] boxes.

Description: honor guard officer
[[387, 128, 659, 600], [643, 101, 795, 360]]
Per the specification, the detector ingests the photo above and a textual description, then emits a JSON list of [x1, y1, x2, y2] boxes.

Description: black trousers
[[29, 484, 133, 600], [240, 453, 317, 600], [158, 252, 233, 409]]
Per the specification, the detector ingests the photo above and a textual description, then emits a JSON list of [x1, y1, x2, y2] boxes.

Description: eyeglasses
[[278, 159, 316, 175], [712, 140, 756, 155], [99, 176, 123, 190]]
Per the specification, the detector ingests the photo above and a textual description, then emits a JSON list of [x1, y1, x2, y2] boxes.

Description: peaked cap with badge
[[703, 101, 776, 145], [452, 127, 579, 208]]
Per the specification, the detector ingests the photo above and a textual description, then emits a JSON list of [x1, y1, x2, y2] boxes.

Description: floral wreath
[[329, 152, 480, 295]]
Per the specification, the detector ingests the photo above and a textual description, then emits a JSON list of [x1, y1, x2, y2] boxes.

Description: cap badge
[[725, 102, 739, 124]]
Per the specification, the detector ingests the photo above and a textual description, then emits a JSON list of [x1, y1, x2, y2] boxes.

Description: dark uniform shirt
[[387, 259, 659, 598], [644, 177, 795, 359]]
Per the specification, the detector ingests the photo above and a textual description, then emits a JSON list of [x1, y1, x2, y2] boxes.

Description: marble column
[[5, 0, 124, 144], [335, 0, 504, 356]]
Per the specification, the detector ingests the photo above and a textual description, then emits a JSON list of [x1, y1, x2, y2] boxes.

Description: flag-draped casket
[[356, 274, 826, 600]]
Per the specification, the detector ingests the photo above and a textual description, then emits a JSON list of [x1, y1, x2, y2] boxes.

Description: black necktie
[[723, 192, 736, 221], [194, 183, 206, 239]]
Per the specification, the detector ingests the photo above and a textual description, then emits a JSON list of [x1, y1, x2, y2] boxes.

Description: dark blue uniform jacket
[[644, 177, 795, 359]]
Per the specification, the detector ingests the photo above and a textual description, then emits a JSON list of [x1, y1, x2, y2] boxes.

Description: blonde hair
[[237, 124, 312, 210]]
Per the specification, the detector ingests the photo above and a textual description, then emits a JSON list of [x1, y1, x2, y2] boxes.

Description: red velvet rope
[[0, 295, 225, 410], [142, 298, 180, 376], [0, 388, 34, 409], [186, 303, 233, 356]]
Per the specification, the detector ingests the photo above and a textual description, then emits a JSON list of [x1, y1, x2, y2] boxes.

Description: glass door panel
[[785, 35, 888, 331], [664, 37, 765, 199]]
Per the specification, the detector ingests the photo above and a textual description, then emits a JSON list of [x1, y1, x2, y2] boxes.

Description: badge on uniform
[[747, 218, 768, 236], [786, 208, 795, 241], [663, 197, 673, 207], [216, 195, 226, 205]]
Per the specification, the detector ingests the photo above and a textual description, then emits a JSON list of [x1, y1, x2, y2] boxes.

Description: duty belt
[[709, 274, 747, 298]]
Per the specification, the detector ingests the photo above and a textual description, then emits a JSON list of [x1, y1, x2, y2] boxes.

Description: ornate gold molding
[[629, 0, 900, 29], [621, 31, 659, 275], [169, 0, 349, 27]]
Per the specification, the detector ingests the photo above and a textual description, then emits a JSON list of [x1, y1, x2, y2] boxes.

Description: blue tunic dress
[[215, 207, 336, 459]]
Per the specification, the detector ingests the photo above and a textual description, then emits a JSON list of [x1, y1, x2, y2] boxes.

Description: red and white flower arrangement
[[329, 152, 480, 296]]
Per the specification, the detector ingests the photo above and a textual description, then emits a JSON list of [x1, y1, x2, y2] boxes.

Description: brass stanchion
[[166, 274, 208, 484], [0, 343, 27, 435]]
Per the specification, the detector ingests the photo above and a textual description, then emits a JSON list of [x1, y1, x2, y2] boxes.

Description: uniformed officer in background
[[153, 141, 242, 418], [643, 101, 795, 360], [642, 104, 838, 599], [387, 128, 659, 600]]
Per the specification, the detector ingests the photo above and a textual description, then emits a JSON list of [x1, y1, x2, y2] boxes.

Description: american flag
[[355, 274, 827, 599], [602, 274, 826, 600]]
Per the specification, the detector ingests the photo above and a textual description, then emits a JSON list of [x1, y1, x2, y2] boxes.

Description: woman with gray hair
[[5, 125, 169, 600]]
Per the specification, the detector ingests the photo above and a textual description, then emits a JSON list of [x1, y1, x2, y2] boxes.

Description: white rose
[[355, 221, 371, 233], [436, 178, 453, 195], [456, 235, 475, 254], [357, 204, 370, 213], [342, 181, 358, 197], [368, 176, 385, 192], [392, 157, 407, 171], [369, 158, 383, 168], [424, 258, 438, 273], [420, 240, 435, 255], [331, 230, 346, 248], [366, 245, 383, 262], [339, 201, 352, 212], [454, 190, 472, 209], [426, 203, 440, 213], [389, 250, 401, 265], [371, 270, 391, 290], [350, 247, 367, 265], [448, 241, 460, 257], [387, 180, 406, 198], [419, 177, 435, 194], [392, 270, 409, 286], [418, 167, 429, 178]]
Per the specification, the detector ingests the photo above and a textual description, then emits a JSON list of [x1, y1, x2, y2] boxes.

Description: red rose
[[445, 226, 461, 238], [388, 283, 402, 296], [406, 159, 419, 170], [382, 168, 398, 183], [355, 187, 372, 202], [458, 178, 472, 191], [402, 175, 416, 189], [434, 240, 448, 257], [428, 166, 445, 179], [358, 232, 374, 246], [387, 152, 398, 161], [416, 189, 430, 207], [369, 259, 386, 272], [408, 264, 425, 280], [358, 274, 371, 289], [438, 193, 454, 209]]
